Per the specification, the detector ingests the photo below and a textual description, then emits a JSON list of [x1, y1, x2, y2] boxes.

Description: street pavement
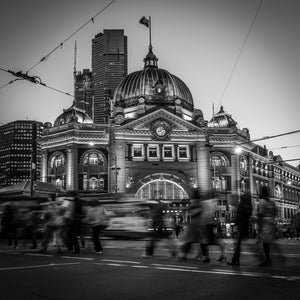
[[0, 238, 299, 299]]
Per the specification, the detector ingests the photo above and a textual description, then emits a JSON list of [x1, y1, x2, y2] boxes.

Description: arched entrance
[[135, 173, 190, 229]]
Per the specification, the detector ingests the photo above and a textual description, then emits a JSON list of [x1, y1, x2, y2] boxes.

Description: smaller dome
[[54, 103, 93, 126], [208, 106, 237, 128]]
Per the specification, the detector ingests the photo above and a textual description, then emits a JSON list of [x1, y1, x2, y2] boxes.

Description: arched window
[[50, 154, 65, 168], [210, 153, 228, 167], [210, 153, 229, 191], [136, 180, 188, 200], [83, 153, 104, 165]]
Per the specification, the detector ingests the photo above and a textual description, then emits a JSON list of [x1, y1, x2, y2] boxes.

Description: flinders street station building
[[40, 43, 300, 234]]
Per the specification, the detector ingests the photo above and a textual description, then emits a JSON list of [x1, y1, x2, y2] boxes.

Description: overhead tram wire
[[0, 79, 19, 91], [218, 0, 264, 107], [236, 129, 300, 148], [269, 144, 300, 151], [0, 66, 73, 97], [249, 129, 300, 143], [0, 1, 116, 96], [26, 0, 117, 73]]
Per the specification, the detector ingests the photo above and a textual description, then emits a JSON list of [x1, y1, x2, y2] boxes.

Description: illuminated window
[[148, 145, 158, 158], [133, 145, 143, 157], [163, 145, 173, 158], [83, 153, 104, 165], [178, 146, 189, 159], [210, 154, 227, 167]]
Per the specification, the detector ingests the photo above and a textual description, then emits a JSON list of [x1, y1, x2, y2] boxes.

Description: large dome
[[208, 106, 237, 128], [114, 46, 194, 112]]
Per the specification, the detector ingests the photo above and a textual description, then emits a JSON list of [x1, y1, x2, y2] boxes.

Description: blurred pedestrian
[[178, 195, 203, 261], [23, 206, 39, 249], [65, 191, 84, 254], [1, 202, 19, 249], [199, 195, 226, 263], [39, 201, 57, 253], [292, 208, 300, 239], [256, 186, 280, 267], [227, 191, 252, 266], [84, 201, 109, 253], [142, 199, 176, 258]]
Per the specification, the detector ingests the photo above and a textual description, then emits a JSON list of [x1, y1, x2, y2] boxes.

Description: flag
[[139, 16, 150, 28]]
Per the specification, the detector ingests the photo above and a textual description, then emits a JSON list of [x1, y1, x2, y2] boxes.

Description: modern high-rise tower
[[92, 29, 128, 124], [0, 120, 43, 187]]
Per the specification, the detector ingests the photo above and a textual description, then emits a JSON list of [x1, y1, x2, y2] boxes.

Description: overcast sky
[[0, 0, 299, 166]]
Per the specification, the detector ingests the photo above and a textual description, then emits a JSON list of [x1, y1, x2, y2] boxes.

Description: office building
[[92, 29, 128, 124], [0, 120, 43, 187]]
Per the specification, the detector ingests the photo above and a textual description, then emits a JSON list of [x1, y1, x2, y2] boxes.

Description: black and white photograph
[[0, 0, 299, 299]]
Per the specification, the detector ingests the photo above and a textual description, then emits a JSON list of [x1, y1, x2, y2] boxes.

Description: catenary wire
[[237, 129, 300, 146], [0, 79, 18, 90], [269, 144, 300, 150], [218, 0, 264, 107], [26, 0, 117, 73], [0, 66, 73, 97]]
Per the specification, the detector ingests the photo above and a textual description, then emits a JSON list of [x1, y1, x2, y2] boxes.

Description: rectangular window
[[178, 146, 188, 158], [133, 145, 143, 157], [148, 145, 158, 158], [163, 145, 173, 158]]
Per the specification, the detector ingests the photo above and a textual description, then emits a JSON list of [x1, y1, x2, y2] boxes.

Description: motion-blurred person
[[1, 203, 19, 249], [65, 191, 84, 254], [142, 199, 176, 258], [256, 186, 284, 267], [84, 201, 109, 253], [292, 208, 300, 239], [199, 195, 226, 263], [178, 195, 203, 261], [23, 206, 39, 249], [39, 201, 66, 254], [39, 201, 57, 253], [227, 191, 252, 266]]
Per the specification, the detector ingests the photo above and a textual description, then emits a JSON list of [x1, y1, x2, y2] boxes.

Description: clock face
[[115, 114, 124, 125], [156, 126, 166, 136]]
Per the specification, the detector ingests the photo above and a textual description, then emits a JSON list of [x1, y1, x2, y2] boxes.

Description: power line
[[218, 0, 264, 107], [26, 0, 117, 73], [269, 144, 300, 151], [236, 129, 300, 147], [0, 79, 19, 90], [251, 129, 300, 143], [40, 82, 73, 97], [0, 67, 73, 97]]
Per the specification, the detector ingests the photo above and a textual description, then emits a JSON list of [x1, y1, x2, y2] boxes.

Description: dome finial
[[143, 44, 158, 68]]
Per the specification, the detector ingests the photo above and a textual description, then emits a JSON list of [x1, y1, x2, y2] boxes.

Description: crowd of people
[[0, 187, 299, 267], [0, 191, 109, 254]]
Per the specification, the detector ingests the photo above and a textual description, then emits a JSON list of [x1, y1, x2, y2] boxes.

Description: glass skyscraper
[[0, 120, 43, 187], [92, 29, 128, 124]]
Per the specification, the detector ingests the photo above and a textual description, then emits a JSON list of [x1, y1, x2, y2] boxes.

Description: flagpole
[[149, 16, 152, 47]]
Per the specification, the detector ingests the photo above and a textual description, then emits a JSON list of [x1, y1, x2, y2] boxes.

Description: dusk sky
[[0, 0, 299, 166]]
